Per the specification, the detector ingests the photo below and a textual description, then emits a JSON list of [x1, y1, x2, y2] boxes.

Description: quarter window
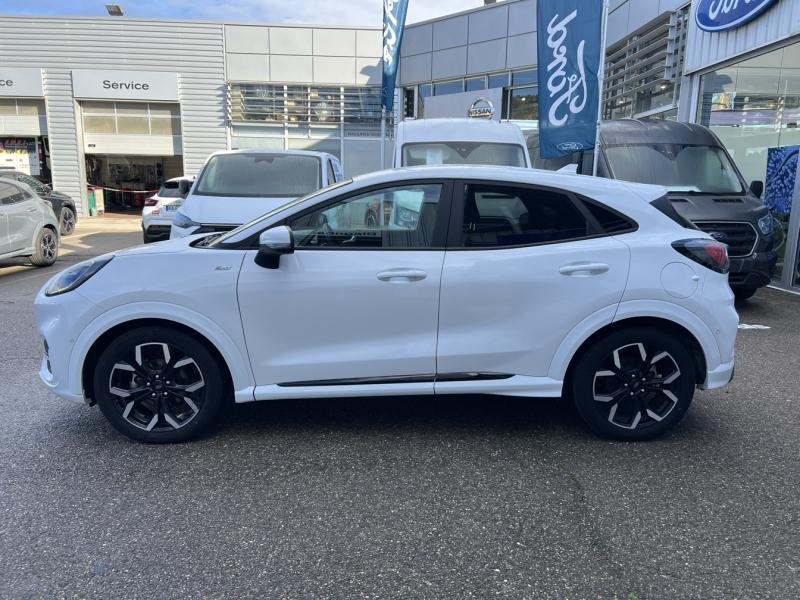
[[460, 184, 589, 247], [0, 181, 28, 205], [289, 183, 443, 249], [327, 160, 336, 184]]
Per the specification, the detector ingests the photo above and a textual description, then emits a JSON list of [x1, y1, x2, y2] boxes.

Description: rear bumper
[[728, 250, 777, 289]]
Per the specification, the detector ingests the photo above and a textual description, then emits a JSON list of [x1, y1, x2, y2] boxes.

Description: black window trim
[[446, 179, 638, 251], [233, 178, 455, 251]]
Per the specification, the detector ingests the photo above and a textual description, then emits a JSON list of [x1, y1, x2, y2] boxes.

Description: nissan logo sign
[[468, 97, 495, 119], [695, 0, 780, 32]]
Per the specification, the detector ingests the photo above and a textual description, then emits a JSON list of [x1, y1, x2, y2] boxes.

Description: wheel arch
[[561, 316, 708, 392], [81, 318, 235, 406]]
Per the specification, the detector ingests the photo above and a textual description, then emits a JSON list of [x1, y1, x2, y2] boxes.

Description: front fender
[[67, 302, 256, 402]]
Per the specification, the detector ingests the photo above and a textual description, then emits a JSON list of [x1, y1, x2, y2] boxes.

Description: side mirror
[[178, 179, 192, 198], [750, 180, 764, 198], [255, 225, 294, 269]]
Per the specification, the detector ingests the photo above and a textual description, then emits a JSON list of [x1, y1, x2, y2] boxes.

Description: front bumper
[[701, 359, 735, 390], [728, 249, 777, 289]]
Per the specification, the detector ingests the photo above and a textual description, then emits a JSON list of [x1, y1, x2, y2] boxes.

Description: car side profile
[[35, 166, 738, 443], [0, 170, 78, 236], [1, 178, 60, 267]]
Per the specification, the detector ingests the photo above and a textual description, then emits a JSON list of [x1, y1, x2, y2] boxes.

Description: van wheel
[[93, 326, 224, 443], [571, 327, 696, 441], [30, 228, 59, 267]]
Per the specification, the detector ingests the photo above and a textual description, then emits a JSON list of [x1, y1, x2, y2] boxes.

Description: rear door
[[436, 181, 632, 383], [0, 186, 9, 255], [0, 181, 40, 253]]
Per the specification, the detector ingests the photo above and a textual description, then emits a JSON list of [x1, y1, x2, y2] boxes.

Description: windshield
[[209, 178, 354, 247], [402, 142, 527, 167], [605, 144, 744, 194], [158, 181, 183, 198], [195, 153, 322, 198]]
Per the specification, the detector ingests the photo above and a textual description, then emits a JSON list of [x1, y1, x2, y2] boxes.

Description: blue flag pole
[[381, 0, 410, 170], [593, 0, 610, 177]]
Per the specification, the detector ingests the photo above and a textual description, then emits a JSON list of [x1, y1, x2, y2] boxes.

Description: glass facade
[[697, 41, 800, 287], [81, 101, 181, 136]]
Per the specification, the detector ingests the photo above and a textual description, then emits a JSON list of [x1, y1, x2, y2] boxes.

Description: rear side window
[[460, 184, 589, 247], [0, 181, 28, 205], [578, 198, 637, 234], [649, 194, 697, 229]]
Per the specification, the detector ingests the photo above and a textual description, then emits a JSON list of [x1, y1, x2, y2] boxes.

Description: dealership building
[[1, 0, 800, 290]]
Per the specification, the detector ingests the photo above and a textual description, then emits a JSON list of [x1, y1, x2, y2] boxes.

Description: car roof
[[599, 119, 721, 147], [208, 148, 334, 160], [348, 165, 667, 201], [398, 119, 526, 145]]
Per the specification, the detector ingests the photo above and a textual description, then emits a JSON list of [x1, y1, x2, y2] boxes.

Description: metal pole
[[380, 107, 387, 170], [593, 0, 610, 177]]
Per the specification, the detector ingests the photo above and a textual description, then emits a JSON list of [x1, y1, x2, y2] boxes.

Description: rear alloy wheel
[[93, 327, 225, 443], [60, 206, 76, 236], [572, 328, 696, 440], [29, 228, 59, 266]]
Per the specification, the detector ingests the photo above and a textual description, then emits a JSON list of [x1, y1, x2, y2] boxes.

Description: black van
[[527, 119, 777, 301]]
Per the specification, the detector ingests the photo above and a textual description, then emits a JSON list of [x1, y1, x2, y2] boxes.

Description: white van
[[393, 118, 532, 169], [171, 149, 343, 239]]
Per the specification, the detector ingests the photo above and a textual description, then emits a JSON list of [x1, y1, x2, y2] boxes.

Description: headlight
[[757, 212, 774, 236], [172, 210, 200, 229], [45, 255, 113, 296]]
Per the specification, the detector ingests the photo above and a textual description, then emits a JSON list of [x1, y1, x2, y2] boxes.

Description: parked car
[[0, 170, 78, 236], [394, 118, 532, 168], [528, 119, 777, 301], [36, 166, 737, 443], [1, 178, 59, 267], [170, 149, 343, 239], [141, 176, 193, 243]]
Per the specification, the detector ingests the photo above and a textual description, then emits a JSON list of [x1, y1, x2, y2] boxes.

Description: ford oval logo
[[696, 0, 780, 32], [709, 231, 729, 242]]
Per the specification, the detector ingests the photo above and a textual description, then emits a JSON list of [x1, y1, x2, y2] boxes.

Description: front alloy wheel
[[572, 328, 696, 440], [94, 327, 225, 443]]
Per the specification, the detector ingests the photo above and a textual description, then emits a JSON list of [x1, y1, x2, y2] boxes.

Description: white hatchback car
[[141, 176, 192, 243], [35, 166, 738, 443]]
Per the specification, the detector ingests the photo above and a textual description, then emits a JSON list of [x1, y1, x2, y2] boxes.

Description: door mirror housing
[[255, 225, 294, 269], [178, 179, 192, 198], [750, 180, 764, 198]]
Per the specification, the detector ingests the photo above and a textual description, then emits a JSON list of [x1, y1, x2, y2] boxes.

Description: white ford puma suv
[[35, 166, 738, 443]]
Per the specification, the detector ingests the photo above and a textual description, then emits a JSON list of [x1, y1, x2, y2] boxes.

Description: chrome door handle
[[559, 262, 610, 276], [377, 269, 427, 282]]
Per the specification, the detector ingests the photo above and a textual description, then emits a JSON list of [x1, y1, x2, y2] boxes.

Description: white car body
[[170, 149, 343, 239], [141, 176, 192, 243], [394, 119, 532, 168], [35, 166, 738, 441]]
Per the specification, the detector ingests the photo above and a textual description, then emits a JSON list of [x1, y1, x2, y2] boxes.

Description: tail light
[[672, 239, 730, 274], [144, 197, 158, 207]]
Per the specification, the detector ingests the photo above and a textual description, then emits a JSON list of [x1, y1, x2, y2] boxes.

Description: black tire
[[571, 327, 696, 441], [733, 287, 758, 302], [93, 326, 225, 443], [29, 227, 59, 267], [59, 206, 76, 236]]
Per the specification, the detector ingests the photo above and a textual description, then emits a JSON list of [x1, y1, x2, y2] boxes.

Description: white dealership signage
[[71, 69, 178, 101], [0, 68, 43, 97]]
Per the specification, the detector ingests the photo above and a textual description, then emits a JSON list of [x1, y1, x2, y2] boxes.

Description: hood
[[180, 194, 296, 226], [115, 234, 200, 257], [666, 191, 768, 223]]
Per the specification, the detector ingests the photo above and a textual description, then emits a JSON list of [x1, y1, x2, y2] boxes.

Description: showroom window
[[81, 101, 181, 136], [0, 98, 45, 117], [289, 183, 443, 249], [433, 79, 464, 96], [460, 184, 589, 247]]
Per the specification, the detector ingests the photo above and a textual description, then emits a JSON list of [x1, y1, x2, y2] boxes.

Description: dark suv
[[0, 170, 78, 236], [528, 119, 776, 301]]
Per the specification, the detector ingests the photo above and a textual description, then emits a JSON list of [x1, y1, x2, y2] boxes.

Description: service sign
[[696, 0, 780, 32], [72, 69, 178, 101], [0, 68, 43, 97]]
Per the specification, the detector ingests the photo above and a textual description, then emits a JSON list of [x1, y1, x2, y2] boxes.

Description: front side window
[[195, 153, 322, 198], [604, 144, 744, 194], [289, 183, 443, 249], [402, 142, 526, 168], [460, 184, 589, 247]]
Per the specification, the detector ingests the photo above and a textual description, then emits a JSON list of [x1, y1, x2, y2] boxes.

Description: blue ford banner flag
[[536, 0, 604, 158], [382, 0, 410, 111]]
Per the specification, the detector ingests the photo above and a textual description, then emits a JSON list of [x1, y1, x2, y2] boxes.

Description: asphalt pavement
[[1, 217, 798, 599]]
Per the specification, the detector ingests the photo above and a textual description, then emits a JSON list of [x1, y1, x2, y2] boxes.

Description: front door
[[436, 181, 632, 385], [237, 181, 452, 397], [1, 181, 40, 253]]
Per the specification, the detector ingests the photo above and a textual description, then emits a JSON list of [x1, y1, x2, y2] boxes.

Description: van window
[[402, 142, 526, 168], [605, 144, 744, 194], [195, 153, 322, 198], [327, 160, 336, 184]]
